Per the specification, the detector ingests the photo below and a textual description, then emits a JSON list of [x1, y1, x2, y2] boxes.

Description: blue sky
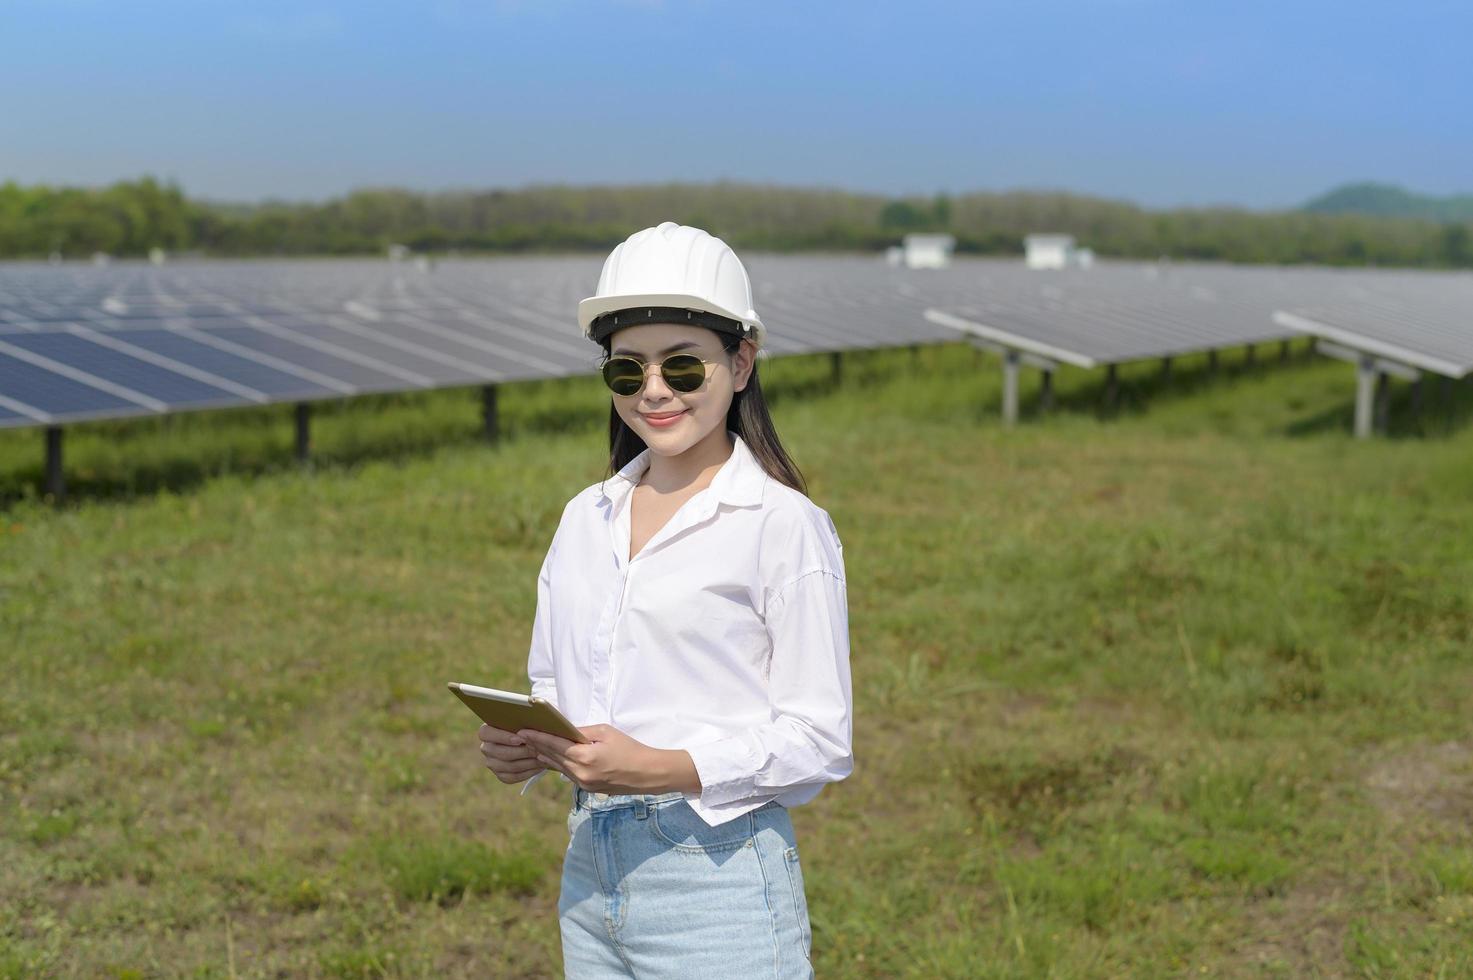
[[1, 0, 1469, 209]]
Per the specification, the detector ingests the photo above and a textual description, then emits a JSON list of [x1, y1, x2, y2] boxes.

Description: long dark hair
[[600, 330, 808, 495]]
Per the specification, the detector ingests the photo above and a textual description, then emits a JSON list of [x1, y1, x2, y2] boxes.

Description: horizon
[[18, 176, 1466, 217], [3, 1, 1470, 210]]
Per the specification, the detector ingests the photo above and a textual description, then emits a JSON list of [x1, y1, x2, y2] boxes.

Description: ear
[[732, 339, 757, 392]]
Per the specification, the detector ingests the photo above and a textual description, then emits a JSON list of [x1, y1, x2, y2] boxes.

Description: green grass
[[3, 340, 1473, 976]]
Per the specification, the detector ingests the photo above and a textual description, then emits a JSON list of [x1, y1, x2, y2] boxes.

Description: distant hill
[[1303, 182, 1473, 223], [4, 176, 1472, 266]]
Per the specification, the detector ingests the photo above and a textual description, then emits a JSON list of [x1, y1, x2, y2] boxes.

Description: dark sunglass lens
[[661, 354, 706, 392], [601, 359, 644, 395]]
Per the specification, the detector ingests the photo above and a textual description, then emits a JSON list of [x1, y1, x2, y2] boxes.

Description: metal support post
[[482, 384, 499, 443], [1001, 350, 1019, 427], [1207, 350, 1219, 375], [1039, 370, 1054, 413], [1280, 339, 1291, 362], [1354, 356, 1375, 439], [1104, 364, 1119, 411], [830, 351, 842, 386], [1160, 356, 1172, 383], [1244, 344, 1256, 369], [1374, 371, 1390, 435], [295, 402, 311, 463], [45, 426, 64, 502]]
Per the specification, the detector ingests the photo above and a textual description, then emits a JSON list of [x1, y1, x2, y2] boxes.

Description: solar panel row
[[0, 255, 1467, 461]]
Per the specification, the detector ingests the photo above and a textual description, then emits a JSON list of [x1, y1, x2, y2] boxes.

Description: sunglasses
[[600, 353, 718, 396]]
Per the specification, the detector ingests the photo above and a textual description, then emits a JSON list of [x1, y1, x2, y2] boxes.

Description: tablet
[[447, 682, 589, 743]]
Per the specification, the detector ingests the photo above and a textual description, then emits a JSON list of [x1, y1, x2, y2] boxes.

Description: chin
[[642, 430, 699, 456], [632, 412, 714, 455]]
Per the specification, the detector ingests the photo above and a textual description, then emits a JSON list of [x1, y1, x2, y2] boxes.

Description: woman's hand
[[478, 723, 546, 784], [518, 724, 700, 795]]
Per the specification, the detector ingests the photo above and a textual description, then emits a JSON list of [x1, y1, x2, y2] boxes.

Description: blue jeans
[[558, 786, 814, 979]]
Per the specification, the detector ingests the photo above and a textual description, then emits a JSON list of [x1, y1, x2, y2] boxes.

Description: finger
[[529, 744, 571, 770], [519, 730, 574, 754], [534, 739, 584, 768], [494, 764, 546, 784], [534, 753, 574, 780], [537, 752, 584, 782], [492, 760, 545, 778], [479, 742, 537, 763], [486, 758, 539, 775], [486, 748, 545, 772], [479, 724, 524, 746]]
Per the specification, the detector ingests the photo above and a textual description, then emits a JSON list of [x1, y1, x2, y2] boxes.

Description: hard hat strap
[[590, 306, 750, 345]]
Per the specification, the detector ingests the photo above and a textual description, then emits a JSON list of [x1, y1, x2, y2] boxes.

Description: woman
[[478, 221, 853, 978]]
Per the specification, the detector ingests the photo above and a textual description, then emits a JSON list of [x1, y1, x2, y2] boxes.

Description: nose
[[640, 363, 674, 400]]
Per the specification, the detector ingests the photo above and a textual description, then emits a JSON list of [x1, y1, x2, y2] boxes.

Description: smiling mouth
[[642, 410, 687, 421]]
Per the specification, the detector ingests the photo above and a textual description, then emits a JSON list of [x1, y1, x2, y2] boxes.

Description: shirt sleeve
[[683, 565, 854, 810], [526, 531, 559, 708], [520, 508, 572, 799]]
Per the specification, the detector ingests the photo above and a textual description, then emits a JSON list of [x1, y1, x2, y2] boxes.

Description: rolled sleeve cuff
[[685, 734, 764, 809]]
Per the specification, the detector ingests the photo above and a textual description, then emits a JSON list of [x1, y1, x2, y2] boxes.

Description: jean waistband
[[573, 786, 687, 812]]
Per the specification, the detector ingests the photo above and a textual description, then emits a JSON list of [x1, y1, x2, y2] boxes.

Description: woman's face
[[605, 322, 756, 457]]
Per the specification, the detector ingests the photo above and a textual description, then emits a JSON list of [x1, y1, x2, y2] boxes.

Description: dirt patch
[[1233, 875, 1352, 977], [1364, 740, 1473, 832], [998, 691, 1052, 721]]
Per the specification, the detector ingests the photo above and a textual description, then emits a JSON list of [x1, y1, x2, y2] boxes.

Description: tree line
[[1, 176, 1470, 268]]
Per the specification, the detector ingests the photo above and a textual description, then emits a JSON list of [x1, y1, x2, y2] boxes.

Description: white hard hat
[[578, 221, 765, 348]]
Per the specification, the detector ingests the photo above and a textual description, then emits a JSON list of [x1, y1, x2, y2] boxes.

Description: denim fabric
[[558, 786, 814, 979]]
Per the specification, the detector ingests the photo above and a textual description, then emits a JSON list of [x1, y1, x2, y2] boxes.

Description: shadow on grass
[[1283, 374, 1473, 439], [0, 351, 867, 508], [992, 340, 1473, 441], [0, 387, 618, 509], [1016, 342, 1319, 422]]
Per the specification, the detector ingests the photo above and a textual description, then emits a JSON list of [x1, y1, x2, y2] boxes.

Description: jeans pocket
[[783, 845, 812, 961], [649, 800, 754, 853]]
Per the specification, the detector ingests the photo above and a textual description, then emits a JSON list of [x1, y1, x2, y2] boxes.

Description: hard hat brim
[[578, 292, 764, 344]]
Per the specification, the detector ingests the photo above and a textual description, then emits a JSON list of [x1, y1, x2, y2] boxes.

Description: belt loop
[[635, 798, 649, 820]]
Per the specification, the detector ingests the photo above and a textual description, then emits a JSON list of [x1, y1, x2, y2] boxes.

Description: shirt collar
[[597, 429, 767, 509]]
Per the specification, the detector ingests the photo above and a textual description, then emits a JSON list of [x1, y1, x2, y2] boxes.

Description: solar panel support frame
[[1002, 350, 1020, 427], [1314, 340, 1419, 382], [1274, 311, 1468, 380], [295, 403, 311, 463], [924, 309, 1094, 369], [1354, 356, 1376, 440], [482, 385, 499, 443], [46, 426, 64, 502], [933, 312, 1064, 426]]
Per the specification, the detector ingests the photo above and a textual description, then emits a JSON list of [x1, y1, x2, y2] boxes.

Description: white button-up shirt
[[523, 430, 854, 827]]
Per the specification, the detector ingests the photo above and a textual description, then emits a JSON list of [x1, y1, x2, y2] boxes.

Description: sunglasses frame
[[600, 352, 721, 396]]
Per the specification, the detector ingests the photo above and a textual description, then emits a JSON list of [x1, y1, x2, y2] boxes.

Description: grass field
[[3, 341, 1472, 978]]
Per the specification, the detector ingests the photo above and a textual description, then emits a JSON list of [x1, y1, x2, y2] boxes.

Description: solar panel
[[0, 348, 145, 422], [0, 331, 247, 410], [921, 259, 1306, 367], [1273, 271, 1473, 378], [2, 254, 1469, 467], [200, 325, 420, 391], [95, 329, 339, 399]]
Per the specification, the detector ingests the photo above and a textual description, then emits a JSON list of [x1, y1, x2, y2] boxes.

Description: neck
[[641, 426, 734, 494]]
